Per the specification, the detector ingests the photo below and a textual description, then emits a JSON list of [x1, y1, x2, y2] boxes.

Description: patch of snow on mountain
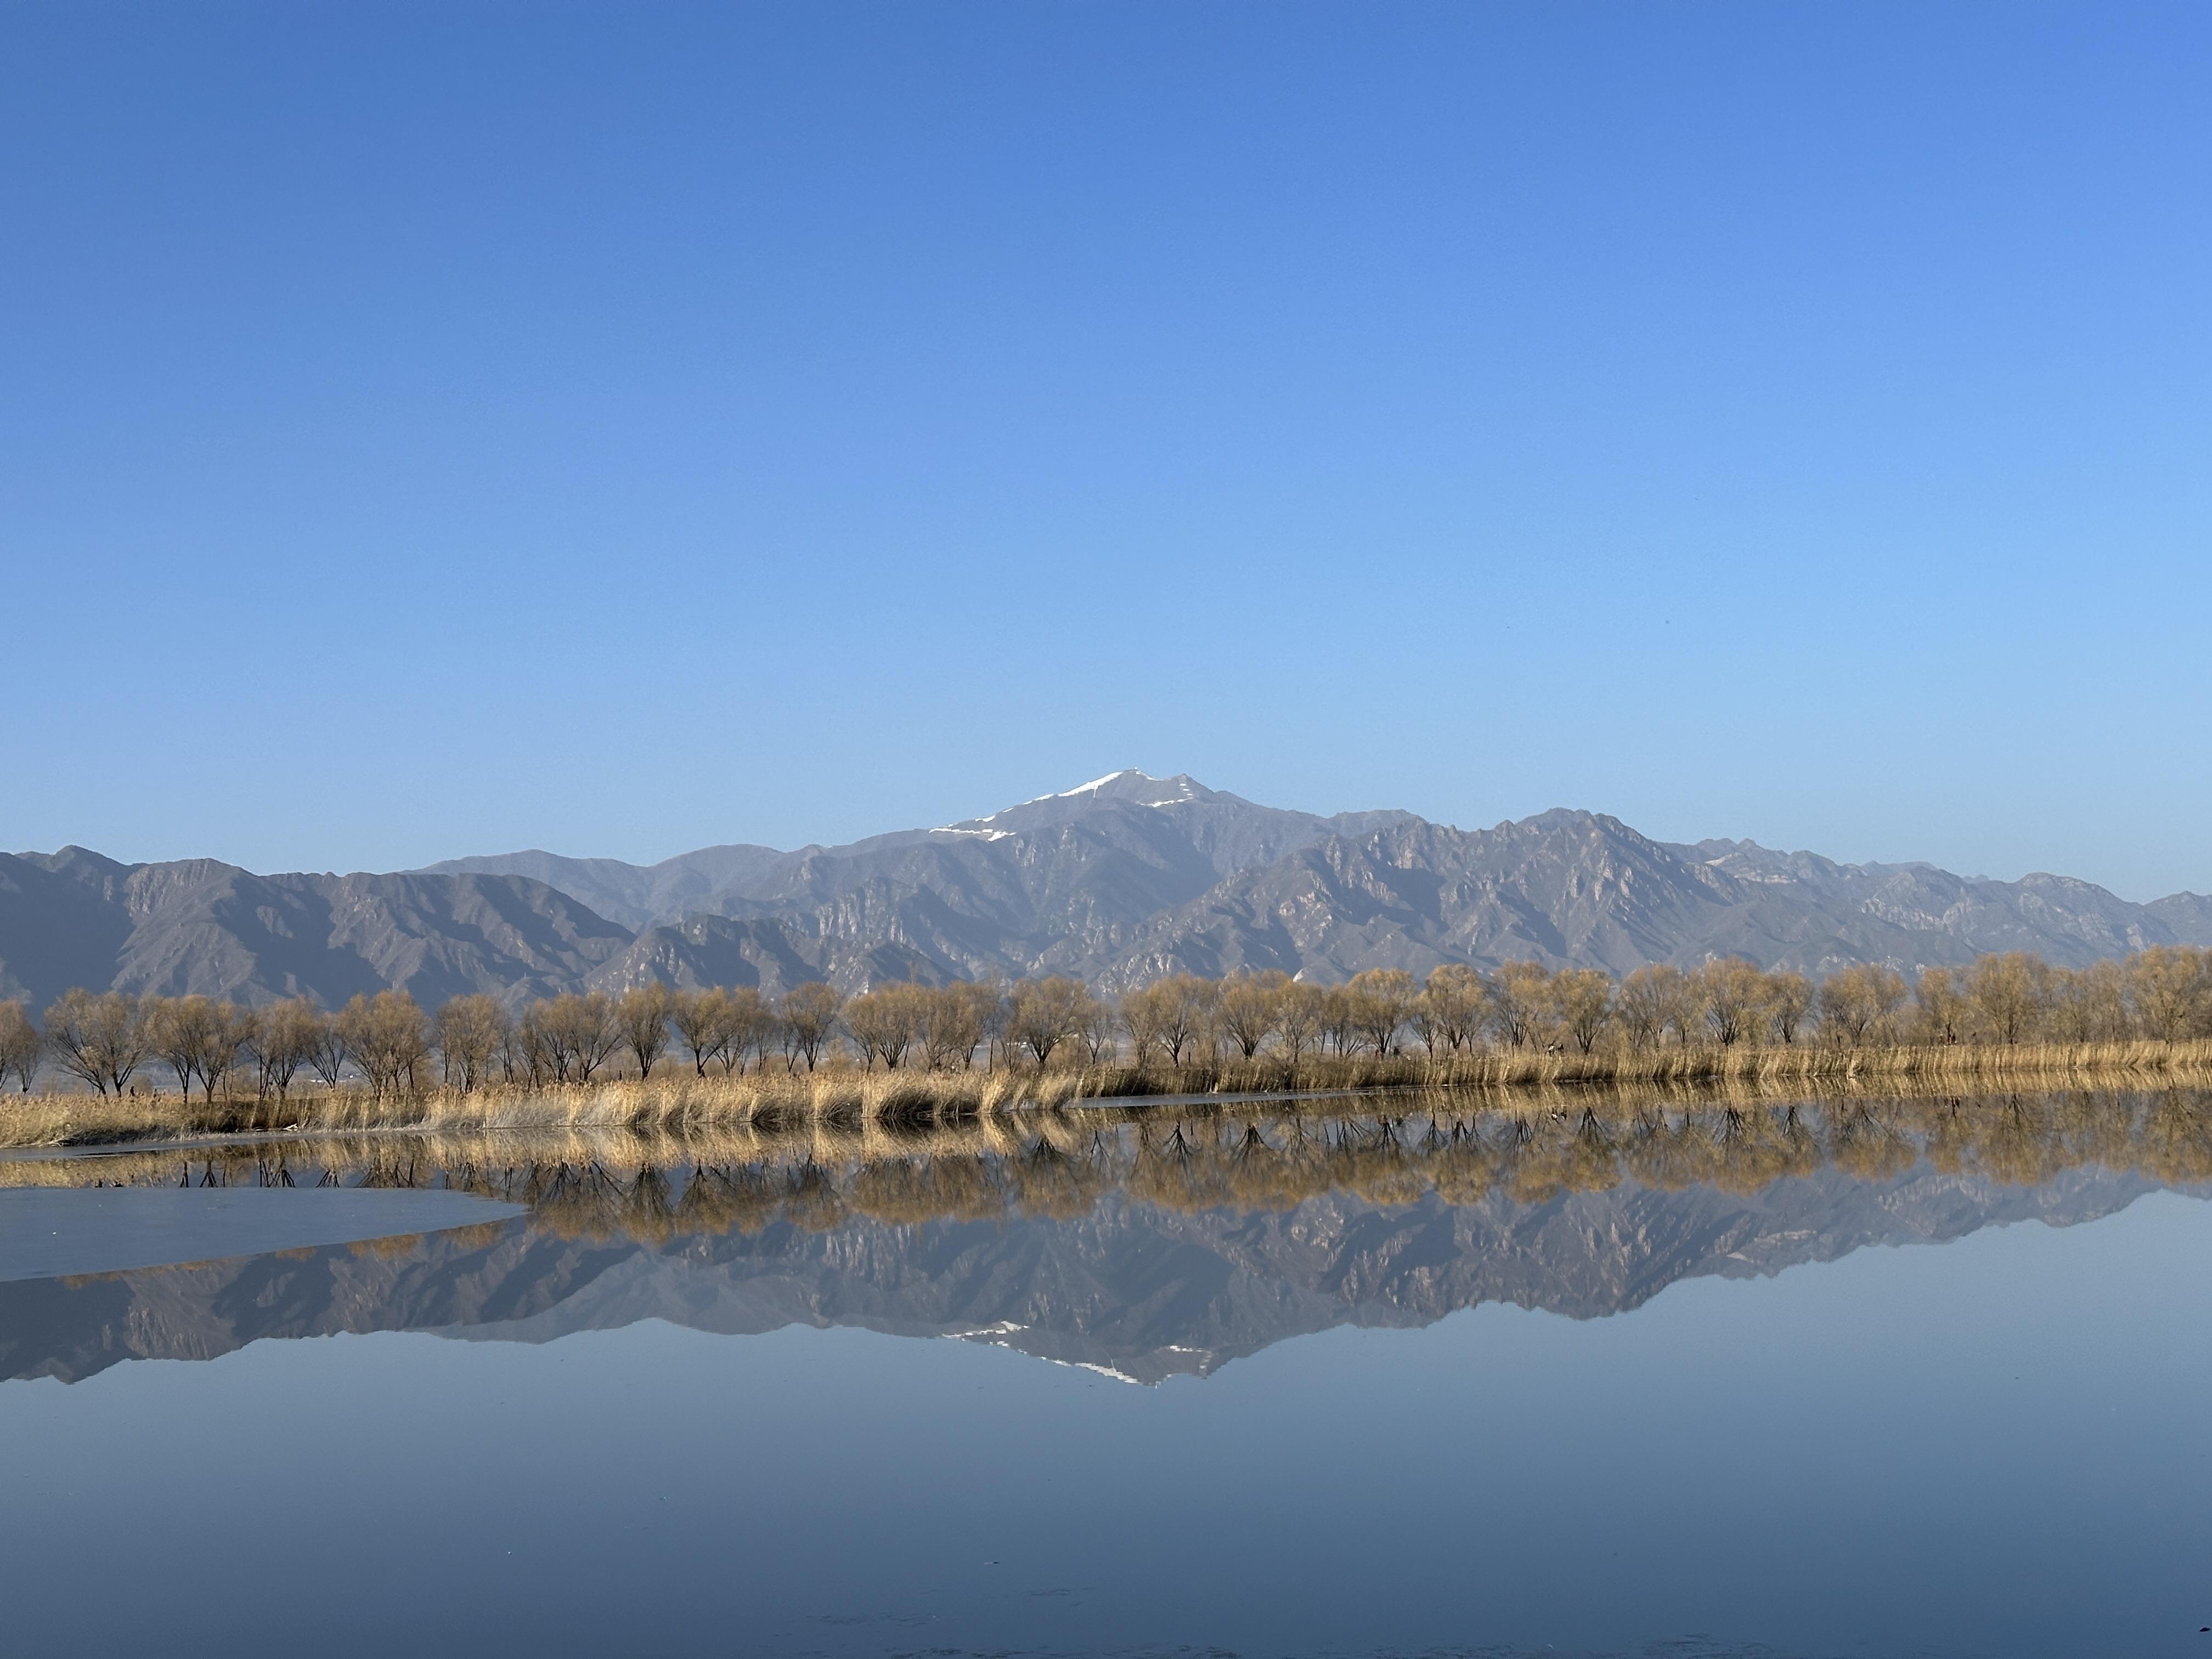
[[977, 769, 1152, 822], [1052, 769, 1147, 799]]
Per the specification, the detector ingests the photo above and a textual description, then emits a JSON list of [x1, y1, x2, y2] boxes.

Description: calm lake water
[[2, 1092, 2207, 1657]]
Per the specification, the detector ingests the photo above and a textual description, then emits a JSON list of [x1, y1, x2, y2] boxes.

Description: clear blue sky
[[4, 3, 2208, 898]]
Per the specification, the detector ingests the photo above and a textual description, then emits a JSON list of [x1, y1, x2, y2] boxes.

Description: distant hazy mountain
[[1084, 808, 2200, 988], [440, 770, 1416, 936], [576, 776, 2212, 991], [7, 769, 2212, 1007], [419, 843, 792, 933], [585, 771, 1424, 993], [0, 847, 629, 1013]]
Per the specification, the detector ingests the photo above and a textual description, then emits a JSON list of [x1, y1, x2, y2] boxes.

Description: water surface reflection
[[5, 1087, 2205, 1383], [4, 1090, 2210, 1657]]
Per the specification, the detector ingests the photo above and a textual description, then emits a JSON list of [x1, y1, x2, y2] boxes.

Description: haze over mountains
[[5, 769, 2211, 1011]]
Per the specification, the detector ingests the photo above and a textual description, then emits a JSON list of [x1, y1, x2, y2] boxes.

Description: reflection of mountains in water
[[6, 1094, 2208, 1386]]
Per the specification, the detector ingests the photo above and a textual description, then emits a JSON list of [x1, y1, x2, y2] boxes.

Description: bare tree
[[1616, 965, 1681, 1051], [337, 991, 432, 1094], [200, 1002, 257, 1100], [1912, 966, 1967, 1045], [1486, 962, 1551, 1050], [1216, 970, 1289, 1059], [670, 988, 729, 1075], [1005, 977, 1090, 1069], [545, 991, 622, 1082], [253, 997, 324, 1102], [432, 994, 511, 1092], [1764, 972, 1813, 1045], [146, 996, 207, 1099], [0, 1001, 41, 1093], [44, 989, 146, 1096], [1661, 970, 1705, 1049], [844, 987, 898, 1070], [383, 994, 433, 1091], [306, 1006, 349, 1087], [1965, 952, 2053, 1045], [1346, 968, 1417, 1057], [512, 996, 619, 1084], [2049, 961, 2132, 1042], [1118, 982, 1172, 1068], [1423, 964, 1488, 1053], [1695, 959, 1769, 1047], [1274, 981, 1324, 1076], [145, 996, 256, 1101], [847, 983, 930, 1069], [2126, 945, 2208, 1042], [335, 994, 383, 1091], [922, 984, 986, 1071], [778, 983, 843, 1071], [1320, 985, 1360, 1055], [1078, 987, 1120, 1062], [616, 984, 675, 1078], [955, 980, 1005, 1071], [1819, 964, 1906, 1045], [496, 1010, 532, 1085], [516, 1001, 562, 1083], [1547, 968, 1615, 1054], [1407, 984, 1447, 1057], [720, 985, 775, 1073], [1155, 974, 1215, 1066]]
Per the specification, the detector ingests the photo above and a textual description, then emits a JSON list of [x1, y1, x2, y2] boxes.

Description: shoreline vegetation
[[6, 1090, 2210, 1227], [9, 1038, 2212, 1151], [7, 947, 2212, 1149]]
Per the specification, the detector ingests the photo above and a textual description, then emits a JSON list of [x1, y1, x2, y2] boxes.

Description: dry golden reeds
[[10, 1088, 2212, 1240], [8, 1036, 2212, 1151]]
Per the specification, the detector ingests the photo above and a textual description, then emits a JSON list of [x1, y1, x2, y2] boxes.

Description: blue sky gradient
[[4, 4, 2207, 895]]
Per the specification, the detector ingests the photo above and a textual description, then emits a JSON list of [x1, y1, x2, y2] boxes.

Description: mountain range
[[0, 1159, 2177, 1386], [5, 768, 2210, 1011]]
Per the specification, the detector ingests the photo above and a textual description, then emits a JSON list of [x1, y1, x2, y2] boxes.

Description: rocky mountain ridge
[[5, 770, 2210, 1008], [0, 845, 629, 1014]]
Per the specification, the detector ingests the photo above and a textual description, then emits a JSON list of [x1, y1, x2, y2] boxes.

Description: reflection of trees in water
[[674, 1162, 782, 1235], [1827, 1099, 1921, 1185], [15, 1090, 2212, 1243]]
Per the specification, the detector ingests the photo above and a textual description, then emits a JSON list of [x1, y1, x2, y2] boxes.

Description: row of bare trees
[[9, 945, 2212, 1098], [0, 983, 858, 1099], [9, 987, 431, 1099]]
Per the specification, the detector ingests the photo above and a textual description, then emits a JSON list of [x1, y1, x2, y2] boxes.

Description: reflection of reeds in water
[[12, 1039, 2212, 1152], [9, 1090, 2211, 1249], [0, 1066, 1064, 1149]]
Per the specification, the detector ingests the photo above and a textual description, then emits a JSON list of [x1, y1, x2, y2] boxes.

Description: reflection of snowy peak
[[1, 1164, 2179, 1387]]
